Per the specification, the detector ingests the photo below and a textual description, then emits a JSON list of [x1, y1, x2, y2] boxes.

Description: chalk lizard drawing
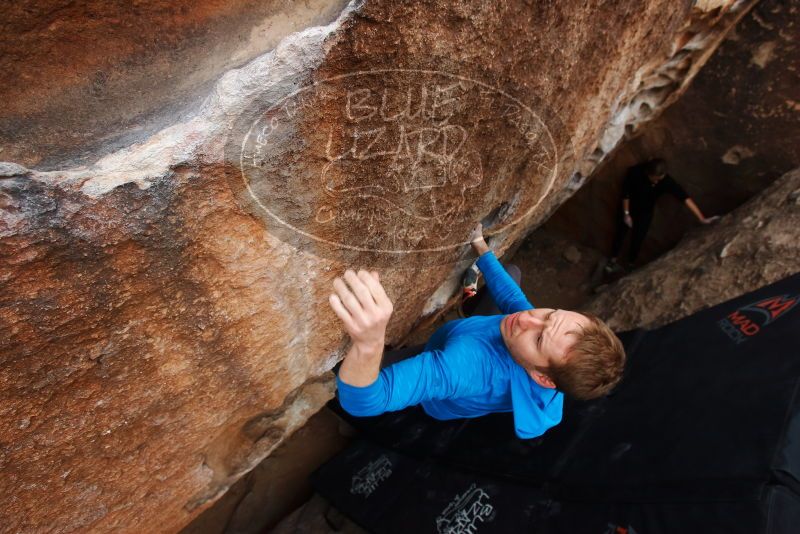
[[236, 69, 559, 255], [319, 85, 483, 230]]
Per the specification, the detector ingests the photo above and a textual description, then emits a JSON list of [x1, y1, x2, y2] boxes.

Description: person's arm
[[684, 197, 718, 224], [469, 223, 532, 314], [662, 176, 714, 224], [336, 344, 487, 416], [330, 269, 487, 416], [330, 270, 393, 388]]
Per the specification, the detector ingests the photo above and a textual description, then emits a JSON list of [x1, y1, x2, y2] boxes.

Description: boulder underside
[[0, 1, 753, 531]]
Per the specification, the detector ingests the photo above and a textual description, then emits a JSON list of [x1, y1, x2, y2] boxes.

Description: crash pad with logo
[[312, 272, 800, 533]]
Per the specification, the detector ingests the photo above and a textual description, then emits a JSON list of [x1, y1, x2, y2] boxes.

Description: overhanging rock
[[0, 1, 754, 531]]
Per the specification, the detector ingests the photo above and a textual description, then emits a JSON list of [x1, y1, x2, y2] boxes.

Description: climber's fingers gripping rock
[[468, 222, 484, 244], [329, 270, 394, 350]]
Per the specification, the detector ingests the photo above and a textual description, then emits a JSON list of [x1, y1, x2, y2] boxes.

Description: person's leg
[[628, 214, 652, 264], [609, 211, 629, 260], [462, 264, 522, 317]]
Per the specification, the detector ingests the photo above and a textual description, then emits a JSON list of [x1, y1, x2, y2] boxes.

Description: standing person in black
[[607, 159, 717, 272]]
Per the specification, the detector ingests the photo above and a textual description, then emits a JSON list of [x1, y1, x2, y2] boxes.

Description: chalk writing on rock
[[236, 69, 558, 259]]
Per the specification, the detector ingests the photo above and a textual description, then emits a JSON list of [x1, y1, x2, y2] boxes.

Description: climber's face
[[501, 308, 590, 389]]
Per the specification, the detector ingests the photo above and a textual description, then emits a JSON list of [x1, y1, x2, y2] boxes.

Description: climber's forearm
[[469, 222, 491, 256], [471, 239, 490, 256], [329, 269, 393, 387], [684, 198, 705, 221], [338, 340, 385, 387]]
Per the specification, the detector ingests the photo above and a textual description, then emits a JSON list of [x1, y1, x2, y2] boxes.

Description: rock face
[[585, 167, 800, 330], [0, 0, 351, 170], [0, 1, 754, 531]]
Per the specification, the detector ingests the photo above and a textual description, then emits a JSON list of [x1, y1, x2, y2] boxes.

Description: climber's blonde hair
[[545, 312, 626, 400]]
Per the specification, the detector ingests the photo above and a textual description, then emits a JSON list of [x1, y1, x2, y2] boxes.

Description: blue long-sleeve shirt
[[336, 251, 563, 439]]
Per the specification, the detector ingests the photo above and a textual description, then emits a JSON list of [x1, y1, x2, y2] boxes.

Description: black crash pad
[[313, 272, 800, 533]]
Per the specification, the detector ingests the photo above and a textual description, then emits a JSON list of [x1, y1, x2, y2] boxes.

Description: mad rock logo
[[350, 455, 393, 497], [718, 294, 799, 344], [436, 483, 495, 534]]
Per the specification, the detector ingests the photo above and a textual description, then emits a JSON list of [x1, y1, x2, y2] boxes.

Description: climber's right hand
[[329, 270, 393, 353]]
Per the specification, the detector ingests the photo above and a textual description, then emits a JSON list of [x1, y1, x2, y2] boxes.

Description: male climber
[[607, 158, 717, 272], [329, 223, 625, 439]]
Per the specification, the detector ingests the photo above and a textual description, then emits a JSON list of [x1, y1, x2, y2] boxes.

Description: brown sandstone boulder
[[0, 1, 754, 531]]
